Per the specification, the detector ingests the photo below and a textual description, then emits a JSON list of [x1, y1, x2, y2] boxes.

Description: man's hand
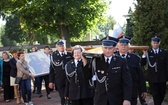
[[141, 92, 147, 99], [142, 50, 147, 56], [49, 83, 54, 89], [123, 100, 130, 105], [30, 74, 35, 79], [64, 97, 69, 99]]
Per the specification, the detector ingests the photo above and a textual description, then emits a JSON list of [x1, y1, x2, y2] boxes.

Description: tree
[[132, 0, 168, 49], [1, 15, 26, 46], [0, 25, 5, 46], [125, 8, 134, 38], [3, 15, 25, 45], [1, 0, 108, 47], [96, 16, 116, 39]]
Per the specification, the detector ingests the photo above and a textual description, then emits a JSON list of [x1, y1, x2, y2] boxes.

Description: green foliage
[[4, 15, 25, 44], [18, 0, 107, 44], [0, 23, 17, 46], [132, 0, 168, 49], [93, 16, 116, 39], [1, 34, 16, 46], [1, 14, 30, 46], [107, 16, 116, 30], [1, 0, 108, 46], [0, 25, 5, 46]]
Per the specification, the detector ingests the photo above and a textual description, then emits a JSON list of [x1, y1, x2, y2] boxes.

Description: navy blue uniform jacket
[[87, 54, 132, 105], [141, 48, 168, 83], [49, 51, 72, 85]]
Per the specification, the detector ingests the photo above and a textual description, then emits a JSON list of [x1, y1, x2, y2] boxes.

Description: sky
[[107, 0, 135, 26], [0, 17, 6, 26], [0, 0, 134, 27]]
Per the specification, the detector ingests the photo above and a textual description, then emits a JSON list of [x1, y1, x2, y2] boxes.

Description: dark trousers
[[131, 98, 137, 105], [3, 85, 14, 101], [57, 84, 66, 105], [39, 75, 50, 95], [149, 82, 166, 105], [131, 87, 138, 105], [71, 98, 93, 105], [20, 78, 32, 103], [34, 77, 41, 94]]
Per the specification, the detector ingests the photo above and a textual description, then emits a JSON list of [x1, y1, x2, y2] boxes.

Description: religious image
[[24, 51, 50, 76]]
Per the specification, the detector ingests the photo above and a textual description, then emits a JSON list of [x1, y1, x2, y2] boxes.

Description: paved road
[[0, 87, 168, 105], [0, 88, 61, 105]]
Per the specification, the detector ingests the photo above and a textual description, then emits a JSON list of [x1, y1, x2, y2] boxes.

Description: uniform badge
[[112, 67, 121, 69], [101, 71, 105, 74], [55, 62, 60, 65], [113, 57, 116, 61], [128, 55, 130, 58]]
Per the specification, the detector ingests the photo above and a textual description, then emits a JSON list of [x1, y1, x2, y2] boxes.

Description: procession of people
[[0, 35, 168, 105]]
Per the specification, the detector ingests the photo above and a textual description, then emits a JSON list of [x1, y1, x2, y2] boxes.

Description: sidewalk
[[0, 87, 168, 105], [0, 87, 61, 105]]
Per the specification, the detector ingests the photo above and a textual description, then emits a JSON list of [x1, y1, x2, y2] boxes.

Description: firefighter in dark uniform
[[91, 37, 132, 105], [64, 45, 93, 105], [116, 36, 147, 105], [141, 36, 168, 105], [49, 40, 72, 105]]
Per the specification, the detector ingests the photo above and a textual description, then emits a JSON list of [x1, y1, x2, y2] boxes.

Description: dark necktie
[[121, 54, 125, 58], [155, 50, 157, 54], [106, 58, 109, 67], [61, 53, 64, 56], [76, 60, 80, 67]]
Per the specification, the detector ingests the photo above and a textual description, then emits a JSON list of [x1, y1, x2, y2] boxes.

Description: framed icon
[[24, 51, 50, 76]]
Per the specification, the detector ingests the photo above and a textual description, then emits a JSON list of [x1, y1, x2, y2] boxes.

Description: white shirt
[[59, 52, 64, 56], [104, 56, 112, 64], [142, 48, 159, 58], [74, 59, 81, 67], [153, 48, 159, 54], [120, 53, 127, 58]]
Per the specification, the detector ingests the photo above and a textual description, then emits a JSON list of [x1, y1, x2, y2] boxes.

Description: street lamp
[[123, 14, 133, 37]]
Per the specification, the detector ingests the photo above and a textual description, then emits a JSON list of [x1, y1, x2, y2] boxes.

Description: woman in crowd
[[10, 49, 23, 104], [65, 45, 93, 105], [16, 51, 34, 105], [0, 51, 14, 102]]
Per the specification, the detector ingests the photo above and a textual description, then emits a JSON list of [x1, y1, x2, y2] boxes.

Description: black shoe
[[142, 102, 148, 105], [32, 90, 35, 94], [47, 94, 51, 99], [38, 93, 43, 98], [5, 100, 10, 103]]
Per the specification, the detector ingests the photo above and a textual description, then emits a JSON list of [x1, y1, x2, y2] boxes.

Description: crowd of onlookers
[[0, 45, 53, 105]]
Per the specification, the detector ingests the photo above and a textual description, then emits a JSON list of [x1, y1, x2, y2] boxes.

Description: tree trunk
[[59, 24, 71, 48], [28, 31, 35, 45]]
